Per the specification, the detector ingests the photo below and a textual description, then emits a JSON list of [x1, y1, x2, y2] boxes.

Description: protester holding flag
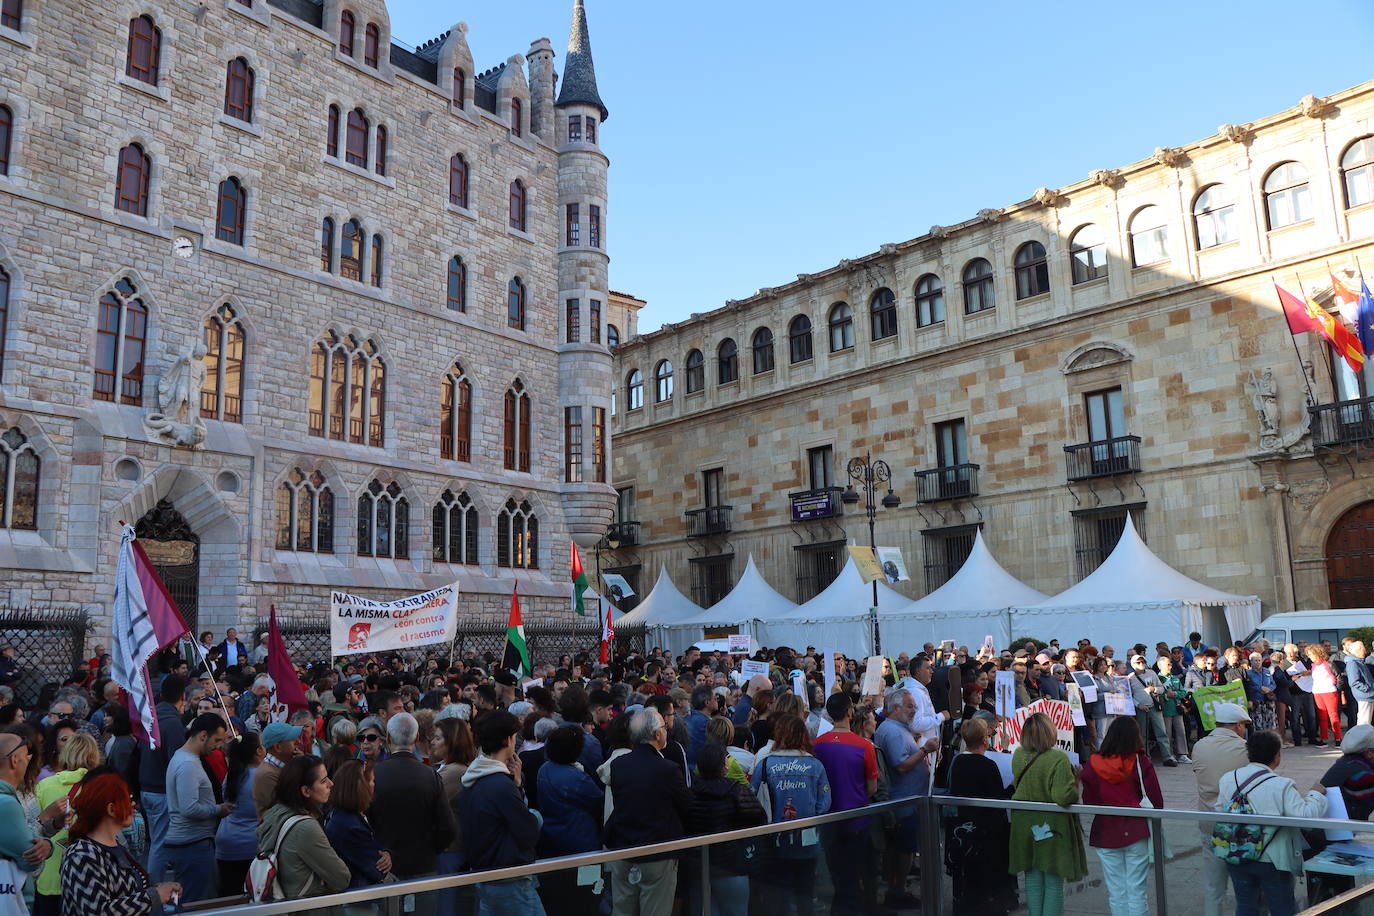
[[503, 587, 532, 679], [570, 543, 590, 617]]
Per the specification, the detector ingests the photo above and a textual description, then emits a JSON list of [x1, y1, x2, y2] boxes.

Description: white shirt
[[897, 677, 942, 746], [223, 640, 241, 666]]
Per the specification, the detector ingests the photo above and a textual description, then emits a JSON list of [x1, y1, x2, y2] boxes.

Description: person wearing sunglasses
[[356, 717, 388, 764], [0, 732, 52, 911]]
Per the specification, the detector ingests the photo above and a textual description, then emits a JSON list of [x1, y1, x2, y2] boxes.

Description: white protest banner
[[1070, 670, 1098, 703], [995, 670, 1016, 720], [792, 672, 808, 699], [330, 583, 460, 656], [875, 546, 909, 583], [861, 656, 885, 697], [1104, 676, 1136, 716], [820, 646, 838, 698], [727, 634, 751, 655], [741, 659, 769, 680], [1003, 699, 1078, 762]]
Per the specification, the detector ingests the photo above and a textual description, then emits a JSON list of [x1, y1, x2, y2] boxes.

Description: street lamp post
[[840, 451, 901, 655]]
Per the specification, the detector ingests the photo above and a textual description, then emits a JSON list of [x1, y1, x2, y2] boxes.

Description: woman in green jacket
[[255, 755, 350, 903], [34, 732, 100, 915], [1008, 712, 1087, 916]]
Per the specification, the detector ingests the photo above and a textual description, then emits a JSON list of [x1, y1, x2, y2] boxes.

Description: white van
[[1243, 609, 1373, 648]]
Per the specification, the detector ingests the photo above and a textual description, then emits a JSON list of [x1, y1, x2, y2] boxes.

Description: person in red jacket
[[1080, 717, 1164, 916]]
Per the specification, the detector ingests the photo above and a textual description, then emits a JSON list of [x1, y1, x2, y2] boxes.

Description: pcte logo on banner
[[346, 622, 372, 651]]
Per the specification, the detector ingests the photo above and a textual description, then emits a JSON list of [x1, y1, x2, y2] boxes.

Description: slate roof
[[555, 0, 608, 121]]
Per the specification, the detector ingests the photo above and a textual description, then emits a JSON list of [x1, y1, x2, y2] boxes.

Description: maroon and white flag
[[112, 525, 189, 748]]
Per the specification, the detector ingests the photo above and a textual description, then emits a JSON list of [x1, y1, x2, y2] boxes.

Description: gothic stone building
[[0, 0, 616, 645], [608, 80, 1374, 630]]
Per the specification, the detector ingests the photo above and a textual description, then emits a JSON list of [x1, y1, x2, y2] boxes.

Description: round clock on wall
[[173, 236, 195, 259]]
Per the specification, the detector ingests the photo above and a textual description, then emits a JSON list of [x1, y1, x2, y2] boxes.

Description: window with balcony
[[807, 445, 833, 491], [915, 418, 978, 502], [1065, 386, 1139, 479]]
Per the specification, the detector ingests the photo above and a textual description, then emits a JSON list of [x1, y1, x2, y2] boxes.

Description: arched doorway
[[135, 498, 200, 632], [1325, 501, 1374, 608]]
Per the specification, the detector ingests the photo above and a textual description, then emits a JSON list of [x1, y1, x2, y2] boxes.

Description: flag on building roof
[[111, 525, 190, 748], [1358, 280, 1374, 359], [571, 542, 589, 616], [502, 585, 531, 678], [265, 606, 308, 721]]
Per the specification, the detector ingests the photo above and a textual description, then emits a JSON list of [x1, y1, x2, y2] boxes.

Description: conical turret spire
[[556, 0, 608, 121]]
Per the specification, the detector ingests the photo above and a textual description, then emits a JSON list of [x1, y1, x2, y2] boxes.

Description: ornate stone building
[[0, 0, 616, 642], [609, 81, 1374, 626]]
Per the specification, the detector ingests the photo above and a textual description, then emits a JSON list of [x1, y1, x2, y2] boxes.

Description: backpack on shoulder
[[1211, 770, 1278, 865], [247, 814, 315, 902]]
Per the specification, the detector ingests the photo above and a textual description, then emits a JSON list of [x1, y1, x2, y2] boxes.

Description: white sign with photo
[[875, 546, 910, 583]]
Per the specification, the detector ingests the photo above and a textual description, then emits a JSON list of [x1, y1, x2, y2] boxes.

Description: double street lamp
[[840, 452, 901, 655]]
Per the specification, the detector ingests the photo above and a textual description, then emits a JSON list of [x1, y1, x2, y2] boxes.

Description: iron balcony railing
[[685, 505, 733, 537], [606, 521, 640, 547], [788, 486, 843, 520], [1064, 434, 1141, 481], [913, 463, 980, 502], [1309, 395, 1374, 449]]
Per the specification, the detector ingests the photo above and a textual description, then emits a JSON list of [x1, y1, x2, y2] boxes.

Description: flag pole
[[1274, 279, 1317, 407], [1297, 275, 1342, 400]]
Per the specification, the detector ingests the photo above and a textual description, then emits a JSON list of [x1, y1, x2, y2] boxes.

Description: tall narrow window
[[370, 234, 382, 287], [367, 355, 384, 447], [589, 206, 601, 247], [200, 304, 245, 423], [654, 360, 673, 402], [509, 179, 526, 231], [440, 362, 472, 461], [449, 154, 468, 207], [507, 277, 525, 330], [224, 57, 254, 121], [345, 109, 368, 167], [564, 406, 583, 483], [320, 217, 335, 272], [503, 379, 531, 471], [684, 349, 705, 393], [703, 468, 725, 507], [565, 298, 580, 343], [589, 299, 602, 343], [788, 315, 813, 363], [114, 144, 150, 216], [310, 332, 385, 445], [125, 15, 161, 86], [567, 115, 582, 142], [566, 203, 580, 246], [592, 407, 606, 482], [276, 469, 334, 553], [1128, 206, 1169, 266], [1, 0, 20, 30], [358, 480, 407, 558], [497, 498, 538, 568], [510, 97, 522, 136], [807, 445, 833, 490], [451, 67, 466, 108], [828, 302, 853, 352], [586, 118, 597, 143], [717, 339, 738, 384], [869, 288, 897, 340], [934, 419, 968, 467], [340, 219, 362, 280], [363, 23, 379, 68], [607, 324, 620, 348], [0, 266, 8, 381], [1341, 137, 1374, 209], [1085, 387, 1126, 442], [338, 10, 355, 57], [962, 259, 995, 313], [0, 105, 10, 175], [1069, 225, 1108, 284], [93, 278, 147, 405], [1013, 241, 1049, 299], [915, 275, 944, 326], [0, 428, 38, 531], [1264, 161, 1311, 229], [374, 125, 387, 176], [433, 490, 478, 564], [1192, 186, 1235, 250], [446, 256, 466, 311], [751, 327, 774, 374], [215, 177, 246, 245], [327, 105, 340, 157], [626, 369, 643, 409]]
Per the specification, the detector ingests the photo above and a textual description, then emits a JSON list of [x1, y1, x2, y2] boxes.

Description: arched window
[[788, 315, 813, 363], [320, 217, 335, 272], [307, 332, 385, 445], [338, 10, 355, 57], [369, 234, 383, 287], [452, 67, 466, 108], [503, 378, 532, 470], [828, 302, 853, 352], [607, 324, 620, 348], [94, 278, 147, 404], [345, 108, 368, 167], [125, 15, 160, 86], [1264, 162, 1311, 229], [869, 288, 897, 340], [449, 154, 468, 208], [374, 124, 387, 176], [224, 57, 254, 121], [1128, 206, 1169, 266], [276, 468, 334, 553], [1069, 225, 1107, 284], [446, 256, 466, 312], [363, 22, 379, 68], [1193, 185, 1235, 250], [0, 266, 9, 380], [0, 105, 10, 175], [751, 327, 774, 374], [115, 143, 150, 215], [962, 259, 994, 313], [440, 362, 472, 461], [200, 303, 245, 423], [358, 480, 407, 558], [507, 276, 526, 330], [717, 339, 738, 384], [626, 368, 644, 409], [433, 490, 478, 564], [215, 177, 246, 245], [684, 349, 705, 393], [509, 179, 526, 231], [654, 360, 673, 402], [0, 428, 38, 530], [510, 97, 523, 136], [1, 0, 21, 30], [1013, 242, 1049, 300], [339, 219, 362, 280], [915, 275, 944, 327], [327, 104, 339, 157], [1341, 137, 1374, 209], [497, 498, 538, 569]]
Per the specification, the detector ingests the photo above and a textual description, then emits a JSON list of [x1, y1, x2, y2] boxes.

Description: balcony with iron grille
[[913, 464, 980, 503], [788, 487, 843, 520], [606, 521, 641, 548], [1309, 396, 1374, 449], [685, 505, 733, 537], [1064, 435, 1141, 482]]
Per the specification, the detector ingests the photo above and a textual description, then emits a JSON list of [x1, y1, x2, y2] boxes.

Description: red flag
[[1275, 283, 1366, 372], [266, 606, 308, 719], [113, 526, 190, 747], [600, 604, 614, 665], [1275, 283, 1321, 335]]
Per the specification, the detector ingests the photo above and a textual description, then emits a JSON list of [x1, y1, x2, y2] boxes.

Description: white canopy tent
[[1010, 515, 1262, 649], [656, 556, 798, 657], [612, 567, 705, 651], [753, 557, 912, 657]]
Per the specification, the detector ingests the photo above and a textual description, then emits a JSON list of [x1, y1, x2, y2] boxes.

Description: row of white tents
[[612, 517, 1262, 659]]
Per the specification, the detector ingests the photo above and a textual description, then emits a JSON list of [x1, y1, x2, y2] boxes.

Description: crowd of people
[[0, 628, 1371, 915]]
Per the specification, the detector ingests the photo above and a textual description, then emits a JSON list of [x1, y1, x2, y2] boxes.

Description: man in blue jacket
[[684, 684, 713, 768], [459, 711, 544, 915], [1348, 639, 1374, 727], [139, 673, 187, 884]]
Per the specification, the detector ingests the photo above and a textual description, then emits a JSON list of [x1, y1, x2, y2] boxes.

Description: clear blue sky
[[389, 1, 1374, 333]]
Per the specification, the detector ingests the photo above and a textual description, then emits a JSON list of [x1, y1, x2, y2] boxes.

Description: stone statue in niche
[[145, 342, 208, 447], [1247, 368, 1282, 450]]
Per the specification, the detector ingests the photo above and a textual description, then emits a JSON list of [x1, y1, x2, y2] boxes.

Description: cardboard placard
[[1104, 676, 1135, 716], [994, 670, 1017, 720], [1070, 670, 1098, 703], [741, 658, 769, 680], [861, 656, 886, 697], [847, 546, 885, 584], [1066, 682, 1087, 727], [1192, 679, 1249, 730], [727, 634, 751, 655], [875, 546, 909, 582], [792, 672, 808, 699]]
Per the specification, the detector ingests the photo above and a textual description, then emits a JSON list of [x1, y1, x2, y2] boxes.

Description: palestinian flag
[[571, 542, 589, 616], [502, 585, 532, 677]]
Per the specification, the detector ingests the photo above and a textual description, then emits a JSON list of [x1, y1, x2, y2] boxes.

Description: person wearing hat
[[252, 721, 303, 821], [1320, 724, 1374, 821], [1190, 702, 1252, 916]]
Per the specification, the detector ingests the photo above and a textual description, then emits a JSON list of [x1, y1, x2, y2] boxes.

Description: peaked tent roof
[[555, 0, 609, 120], [613, 567, 703, 628], [1030, 514, 1254, 608], [687, 555, 797, 625], [906, 530, 1047, 611], [775, 557, 913, 621]]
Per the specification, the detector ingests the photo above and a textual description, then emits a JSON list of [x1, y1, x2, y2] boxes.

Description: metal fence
[[0, 603, 90, 706]]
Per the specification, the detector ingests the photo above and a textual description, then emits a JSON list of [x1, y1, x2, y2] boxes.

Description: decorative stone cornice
[[879, 243, 898, 256], [1152, 146, 1186, 168], [1032, 187, 1065, 208], [1089, 168, 1122, 189], [838, 258, 855, 271], [928, 225, 947, 240], [976, 207, 1004, 223], [796, 273, 812, 284], [1298, 94, 1334, 119], [1218, 123, 1252, 144]]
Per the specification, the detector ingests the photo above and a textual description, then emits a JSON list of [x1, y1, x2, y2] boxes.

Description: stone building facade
[[609, 81, 1374, 629], [0, 0, 616, 643]]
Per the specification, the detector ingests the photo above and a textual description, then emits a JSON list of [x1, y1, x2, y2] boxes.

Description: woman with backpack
[[685, 742, 767, 916], [253, 755, 350, 902], [215, 732, 263, 896], [1079, 717, 1164, 916], [750, 714, 831, 916], [1008, 712, 1087, 916]]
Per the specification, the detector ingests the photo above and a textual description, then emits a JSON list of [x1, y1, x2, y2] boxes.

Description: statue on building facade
[[145, 342, 208, 447], [1247, 367, 1282, 451]]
